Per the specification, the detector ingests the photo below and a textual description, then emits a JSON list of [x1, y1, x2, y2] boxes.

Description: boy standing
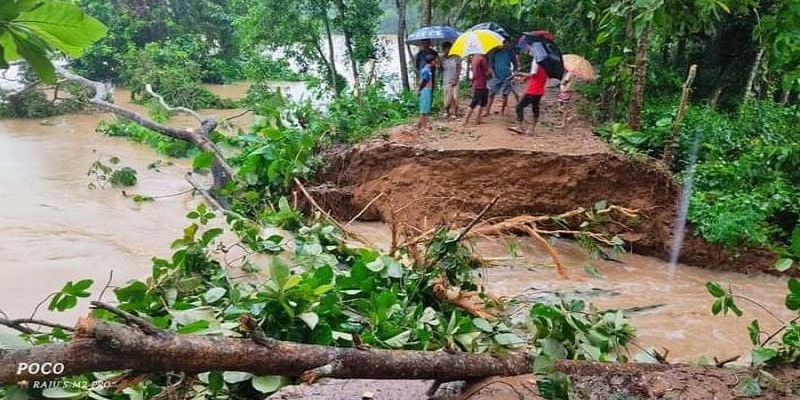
[[512, 60, 548, 135], [440, 42, 462, 118], [418, 54, 436, 131], [463, 53, 491, 126]]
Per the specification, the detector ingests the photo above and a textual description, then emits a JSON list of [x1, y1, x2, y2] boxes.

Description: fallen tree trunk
[[3, 317, 799, 399], [0, 317, 530, 384]]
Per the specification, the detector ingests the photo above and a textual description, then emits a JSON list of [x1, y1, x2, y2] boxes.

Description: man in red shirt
[[463, 53, 491, 126], [511, 61, 548, 135]]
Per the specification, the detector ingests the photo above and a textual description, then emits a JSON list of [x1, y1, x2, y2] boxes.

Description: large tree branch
[[3, 317, 796, 399], [53, 66, 234, 185], [0, 317, 531, 384]]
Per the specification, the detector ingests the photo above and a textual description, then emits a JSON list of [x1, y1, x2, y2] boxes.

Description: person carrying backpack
[[511, 59, 548, 135]]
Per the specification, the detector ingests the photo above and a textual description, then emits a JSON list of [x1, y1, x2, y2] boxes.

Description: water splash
[[667, 134, 702, 280]]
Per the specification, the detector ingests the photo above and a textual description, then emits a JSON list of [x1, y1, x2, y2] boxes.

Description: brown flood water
[[0, 82, 792, 366], [349, 222, 793, 364]]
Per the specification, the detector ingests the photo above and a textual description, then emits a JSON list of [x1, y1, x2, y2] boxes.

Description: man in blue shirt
[[418, 54, 436, 130], [485, 39, 519, 117]]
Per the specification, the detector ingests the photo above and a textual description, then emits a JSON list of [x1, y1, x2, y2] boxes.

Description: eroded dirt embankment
[[309, 140, 776, 274]]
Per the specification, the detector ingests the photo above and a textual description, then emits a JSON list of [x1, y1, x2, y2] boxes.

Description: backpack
[[523, 32, 564, 80]]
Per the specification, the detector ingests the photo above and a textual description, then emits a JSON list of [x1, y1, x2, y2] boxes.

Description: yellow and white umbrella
[[449, 29, 504, 57]]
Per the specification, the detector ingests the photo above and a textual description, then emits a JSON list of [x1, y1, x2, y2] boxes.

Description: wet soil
[[309, 89, 778, 275]]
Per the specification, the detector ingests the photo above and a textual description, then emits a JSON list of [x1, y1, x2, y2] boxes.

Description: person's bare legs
[[463, 107, 475, 126], [483, 95, 494, 117], [500, 94, 509, 116], [475, 106, 485, 125]]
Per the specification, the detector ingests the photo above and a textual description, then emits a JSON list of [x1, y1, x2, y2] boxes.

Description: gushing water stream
[[667, 134, 702, 281]]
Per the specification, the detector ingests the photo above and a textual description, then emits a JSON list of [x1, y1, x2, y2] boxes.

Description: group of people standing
[[415, 37, 574, 135]]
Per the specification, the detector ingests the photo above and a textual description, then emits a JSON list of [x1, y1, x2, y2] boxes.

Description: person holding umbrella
[[408, 26, 460, 96], [558, 54, 596, 127], [414, 39, 439, 85], [448, 29, 504, 126]]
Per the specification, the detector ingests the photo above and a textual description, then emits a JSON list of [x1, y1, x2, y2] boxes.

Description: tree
[[421, 0, 432, 26], [396, 0, 410, 91], [0, 0, 107, 82]]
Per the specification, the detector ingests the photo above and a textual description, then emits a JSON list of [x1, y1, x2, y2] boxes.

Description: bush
[[600, 100, 800, 251]]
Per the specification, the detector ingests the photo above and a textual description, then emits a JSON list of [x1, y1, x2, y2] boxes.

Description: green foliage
[[707, 278, 800, 366], [86, 155, 138, 189], [48, 279, 93, 312], [600, 100, 800, 253], [119, 40, 232, 109], [97, 120, 196, 158], [529, 299, 635, 368], [74, 0, 243, 84], [0, 0, 107, 82], [326, 86, 418, 142]]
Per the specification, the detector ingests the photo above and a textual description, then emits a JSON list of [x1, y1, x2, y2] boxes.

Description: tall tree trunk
[[322, 8, 340, 95], [421, 0, 432, 26], [663, 65, 698, 166], [745, 47, 765, 99], [396, 0, 410, 92], [627, 24, 652, 131], [333, 0, 361, 97]]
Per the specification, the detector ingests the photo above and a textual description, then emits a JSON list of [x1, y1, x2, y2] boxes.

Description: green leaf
[[540, 338, 568, 359], [192, 151, 215, 170], [69, 279, 93, 296], [201, 228, 224, 245], [789, 278, 800, 296], [251, 375, 286, 394], [493, 333, 525, 347], [791, 226, 800, 257], [383, 330, 411, 348], [299, 312, 319, 330], [785, 292, 800, 311], [472, 318, 494, 333], [282, 275, 302, 291], [734, 377, 762, 397], [705, 282, 725, 298], [748, 320, 761, 346], [775, 258, 794, 272], [537, 372, 570, 400], [223, 371, 253, 384], [711, 299, 723, 315], [203, 287, 227, 304], [726, 297, 743, 317], [11, 31, 55, 82], [12, 1, 107, 57], [176, 320, 210, 334], [751, 347, 777, 366]]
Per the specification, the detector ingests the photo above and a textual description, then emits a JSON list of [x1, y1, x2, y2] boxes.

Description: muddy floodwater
[[349, 222, 793, 364], [0, 82, 793, 366]]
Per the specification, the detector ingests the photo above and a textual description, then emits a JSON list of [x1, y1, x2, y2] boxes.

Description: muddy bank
[[309, 140, 776, 274]]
